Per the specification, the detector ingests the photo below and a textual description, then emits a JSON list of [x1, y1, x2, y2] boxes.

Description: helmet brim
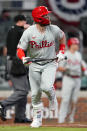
[[42, 11, 51, 16]]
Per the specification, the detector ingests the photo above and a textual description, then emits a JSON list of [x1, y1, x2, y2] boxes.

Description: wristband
[[59, 43, 65, 54], [17, 48, 25, 60]]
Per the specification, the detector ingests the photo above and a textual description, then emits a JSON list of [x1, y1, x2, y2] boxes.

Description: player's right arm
[[58, 31, 66, 54]]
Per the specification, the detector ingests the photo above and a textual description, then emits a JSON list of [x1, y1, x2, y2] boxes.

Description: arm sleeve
[[17, 29, 30, 51]]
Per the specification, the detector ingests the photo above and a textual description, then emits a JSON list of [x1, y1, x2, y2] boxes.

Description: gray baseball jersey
[[58, 50, 82, 123], [17, 24, 63, 64], [59, 50, 82, 76]]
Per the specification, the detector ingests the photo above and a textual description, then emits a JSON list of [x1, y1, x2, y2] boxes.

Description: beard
[[39, 23, 50, 26]]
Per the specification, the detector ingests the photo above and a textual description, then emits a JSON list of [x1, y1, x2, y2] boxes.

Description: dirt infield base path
[[0, 97, 87, 128], [0, 119, 87, 128]]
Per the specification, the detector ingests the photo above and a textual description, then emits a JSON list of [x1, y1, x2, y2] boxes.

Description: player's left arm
[[56, 30, 66, 61], [58, 32, 66, 54]]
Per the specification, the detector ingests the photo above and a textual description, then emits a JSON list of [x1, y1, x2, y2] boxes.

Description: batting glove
[[57, 51, 65, 62], [22, 57, 32, 65]]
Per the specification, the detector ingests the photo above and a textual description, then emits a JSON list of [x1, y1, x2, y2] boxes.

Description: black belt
[[35, 60, 53, 66]]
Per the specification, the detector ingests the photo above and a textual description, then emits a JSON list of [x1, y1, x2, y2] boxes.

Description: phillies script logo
[[68, 59, 80, 65], [29, 40, 54, 49]]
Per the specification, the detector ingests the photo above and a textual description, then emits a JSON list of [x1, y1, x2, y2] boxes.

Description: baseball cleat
[[69, 117, 74, 123], [31, 103, 43, 128], [0, 103, 6, 121], [30, 120, 42, 128], [69, 120, 74, 123]]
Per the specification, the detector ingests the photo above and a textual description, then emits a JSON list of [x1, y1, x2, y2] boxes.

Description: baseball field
[[0, 126, 87, 131], [0, 92, 87, 130]]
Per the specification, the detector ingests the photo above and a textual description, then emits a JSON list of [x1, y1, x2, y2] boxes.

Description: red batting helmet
[[32, 6, 51, 25], [67, 37, 80, 48]]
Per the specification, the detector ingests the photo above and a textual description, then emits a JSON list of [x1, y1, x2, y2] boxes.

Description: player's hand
[[22, 57, 27, 64], [22, 57, 32, 65], [57, 51, 65, 62]]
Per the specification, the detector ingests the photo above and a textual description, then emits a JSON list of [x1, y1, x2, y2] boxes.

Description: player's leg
[[69, 78, 81, 123], [68, 101, 76, 123], [58, 76, 74, 123], [29, 64, 42, 127], [40, 62, 58, 111]]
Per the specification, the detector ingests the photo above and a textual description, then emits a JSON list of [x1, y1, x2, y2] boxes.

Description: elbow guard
[[17, 48, 25, 60]]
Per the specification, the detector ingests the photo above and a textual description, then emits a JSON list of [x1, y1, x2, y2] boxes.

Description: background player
[[58, 37, 87, 123], [17, 6, 66, 127]]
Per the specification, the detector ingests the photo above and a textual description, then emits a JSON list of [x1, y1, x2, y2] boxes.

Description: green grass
[[0, 126, 87, 131]]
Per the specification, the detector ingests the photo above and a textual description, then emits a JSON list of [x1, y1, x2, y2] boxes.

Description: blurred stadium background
[[0, 0, 87, 124]]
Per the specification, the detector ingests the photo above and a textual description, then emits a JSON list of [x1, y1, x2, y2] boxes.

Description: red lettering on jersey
[[29, 41, 37, 48], [42, 41, 46, 48], [29, 40, 54, 48], [67, 59, 80, 65], [32, 36, 36, 39]]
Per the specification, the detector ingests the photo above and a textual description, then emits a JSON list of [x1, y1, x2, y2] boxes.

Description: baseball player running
[[17, 6, 66, 127], [58, 37, 86, 123]]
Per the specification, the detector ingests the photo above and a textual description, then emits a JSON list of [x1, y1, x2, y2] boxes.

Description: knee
[[61, 97, 70, 105], [42, 84, 53, 92]]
